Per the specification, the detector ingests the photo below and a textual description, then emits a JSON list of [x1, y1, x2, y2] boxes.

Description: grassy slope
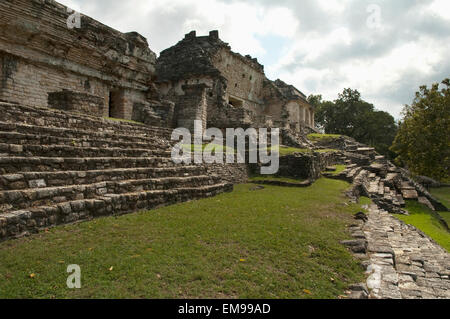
[[307, 134, 342, 141], [397, 201, 450, 252], [0, 179, 365, 299], [249, 175, 307, 184], [329, 165, 347, 176], [430, 187, 450, 225], [270, 146, 339, 156]]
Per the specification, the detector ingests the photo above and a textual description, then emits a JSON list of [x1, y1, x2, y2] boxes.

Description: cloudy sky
[[59, 0, 450, 119]]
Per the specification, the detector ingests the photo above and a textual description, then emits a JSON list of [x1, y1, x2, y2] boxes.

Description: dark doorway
[[108, 90, 123, 118]]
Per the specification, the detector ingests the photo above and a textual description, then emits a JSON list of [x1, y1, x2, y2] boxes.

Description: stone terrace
[[0, 102, 233, 241]]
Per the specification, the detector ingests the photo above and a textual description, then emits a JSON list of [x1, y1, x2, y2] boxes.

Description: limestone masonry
[[156, 30, 315, 132], [0, 0, 315, 135], [0, 0, 156, 120], [0, 2, 448, 299]]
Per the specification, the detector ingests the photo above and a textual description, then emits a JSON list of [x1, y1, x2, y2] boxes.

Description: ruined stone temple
[[1, 2, 449, 298], [0, 0, 315, 240], [0, 0, 159, 120], [155, 30, 315, 132], [1, 0, 448, 258], [0, 0, 315, 134]]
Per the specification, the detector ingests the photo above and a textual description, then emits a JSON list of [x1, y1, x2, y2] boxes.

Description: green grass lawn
[[266, 146, 339, 156], [397, 201, 450, 252], [307, 133, 342, 141], [329, 165, 347, 176], [249, 175, 308, 184], [430, 187, 450, 208], [270, 146, 310, 156], [429, 187, 450, 225], [0, 179, 365, 299]]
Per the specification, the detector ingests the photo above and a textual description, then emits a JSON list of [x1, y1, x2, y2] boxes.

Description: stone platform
[[0, 102, 236, 241]]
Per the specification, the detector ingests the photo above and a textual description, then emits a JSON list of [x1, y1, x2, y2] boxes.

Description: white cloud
[[317, 0, 347, 14], [428, 0, 450, 20]]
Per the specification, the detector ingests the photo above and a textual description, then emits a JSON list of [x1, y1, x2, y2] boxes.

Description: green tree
[[309, 89, 398, 158], [390, 79, 450, 181]]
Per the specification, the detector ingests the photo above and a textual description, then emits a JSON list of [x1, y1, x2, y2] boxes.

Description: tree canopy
[[390, 79, 450, 181], [309, 88, 398, 158]]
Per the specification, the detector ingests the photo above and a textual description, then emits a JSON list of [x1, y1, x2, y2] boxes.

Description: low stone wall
[[276, 151, 343, 181], [48, 90, 104, 117], [0, 183, 232, 241], [132, 100, 175, 127], [205, 162, 249, 184]]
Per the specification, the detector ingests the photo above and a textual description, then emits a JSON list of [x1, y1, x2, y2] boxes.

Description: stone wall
[[205, 162, 249, 185], [275, 151, 342, 181], [212, 47, 266, 115], [175, 84, 209, 132], [132, 100, 175, 127], [261, 79, 315, 130], [156, 30, 315, 133], [0, 51, 112, 116], [48, 90, 104, 117], [0, 0, 156, 120]]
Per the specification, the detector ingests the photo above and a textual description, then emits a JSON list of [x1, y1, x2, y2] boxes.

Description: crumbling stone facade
[[48, 90, 104, 117], [0, 0, 156, 121], [0, 1, 322, 241], [156, 31, 315, 133], [0, 0, 315, 135]]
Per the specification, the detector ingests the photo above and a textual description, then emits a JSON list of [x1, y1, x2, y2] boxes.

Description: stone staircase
[[0, 102, 233, 241], [327, 143, 448, 225]]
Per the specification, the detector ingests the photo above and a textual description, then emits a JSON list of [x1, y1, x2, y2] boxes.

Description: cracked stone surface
[[363, 205, 450, 299]]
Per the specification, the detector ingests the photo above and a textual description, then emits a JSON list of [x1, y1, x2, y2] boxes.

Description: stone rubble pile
[[325, 137, 448, 223]]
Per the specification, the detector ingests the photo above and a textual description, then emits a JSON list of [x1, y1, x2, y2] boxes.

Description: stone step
[[0, 130, 170, 151], [401, 189, 419, 200], [0, 166, 207, 191], [0, 175, 220, 212], [367, 181, 380, 194], [368, 163, 386, 173], [396, 195, 406, 207], [400, 181, 415, 190], [0, 122, 170, 146], [0, 156, 182, 174], [357, 147, 375, 152], [378, 181, 385, 196], [347, 167, 363, 180], [382, 188, 402, 207], [0, 143, 172, 158], [385, 173, 399, 182], [0, 182, 233, 241], [0, 102, 173, 139], [2, 109, 171, 140]]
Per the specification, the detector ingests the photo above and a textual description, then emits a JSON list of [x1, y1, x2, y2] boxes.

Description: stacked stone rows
[[0, 102, 233, 241]]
